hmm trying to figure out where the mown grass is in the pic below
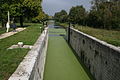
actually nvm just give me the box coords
[75,26,120,46]
[0,23,42,80]
[56,22,120,46]
[44,28,91,80]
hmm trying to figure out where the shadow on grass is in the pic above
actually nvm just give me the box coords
[17,25,30,27]
[0,27,14,35]
[63,36,95,80]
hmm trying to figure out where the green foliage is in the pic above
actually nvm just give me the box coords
[32,12,49,22]
[69,6,86,25]
[0,1,10,25]
[0,0,46,26]
[54,10,68,23]
[54,0,120,30]
[23,0,42,18]
[87,0,120,29]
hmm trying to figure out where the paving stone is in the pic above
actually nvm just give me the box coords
[8,45,33,49]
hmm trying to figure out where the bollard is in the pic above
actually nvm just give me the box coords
[18,42,24,48]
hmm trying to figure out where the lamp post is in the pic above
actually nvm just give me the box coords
[8,11,10,22]
[6,11,10,32]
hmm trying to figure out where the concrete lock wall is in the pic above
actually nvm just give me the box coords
[68,27,120,80]
[9,27,48,80]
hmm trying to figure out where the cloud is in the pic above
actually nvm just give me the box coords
[42,0,92,16]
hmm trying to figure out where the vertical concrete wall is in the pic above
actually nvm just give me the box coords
[9,27,48,80]
[68,28,120,80]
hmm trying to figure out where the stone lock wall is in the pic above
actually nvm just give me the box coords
[68,28,120,80]
[9,27,48,80]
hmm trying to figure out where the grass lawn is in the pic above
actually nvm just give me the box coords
[0,27,7,35]
[44,28,91,80]
[56,22,120,46]
[0,22,1,28]
[0,23,33,35]
[0,27,14,35]
[0,23,42,80]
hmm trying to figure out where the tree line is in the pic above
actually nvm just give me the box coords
[0,0,48,27]
[54,0,120,29]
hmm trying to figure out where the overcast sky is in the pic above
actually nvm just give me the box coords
[42,0,92,16]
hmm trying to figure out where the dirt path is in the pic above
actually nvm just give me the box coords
[0,28,26,39]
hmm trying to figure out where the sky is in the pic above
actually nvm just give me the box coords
[42,0,92,16]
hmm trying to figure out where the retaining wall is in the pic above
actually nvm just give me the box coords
[68,28,120,80]
[9,27,48,80]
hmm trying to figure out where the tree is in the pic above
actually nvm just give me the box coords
[54,10,68,23]
[69,6,86,25]
[32,11,48,22]
[0,0,10,27]
[87,10,102,28]
[87,0,120,29]
[0,0,44,27]
[11,0,43,26]
[110,1,120,29]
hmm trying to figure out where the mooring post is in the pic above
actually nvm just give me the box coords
[68,22,71,44]
[46,21,48,27]
[43,21,44,26]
